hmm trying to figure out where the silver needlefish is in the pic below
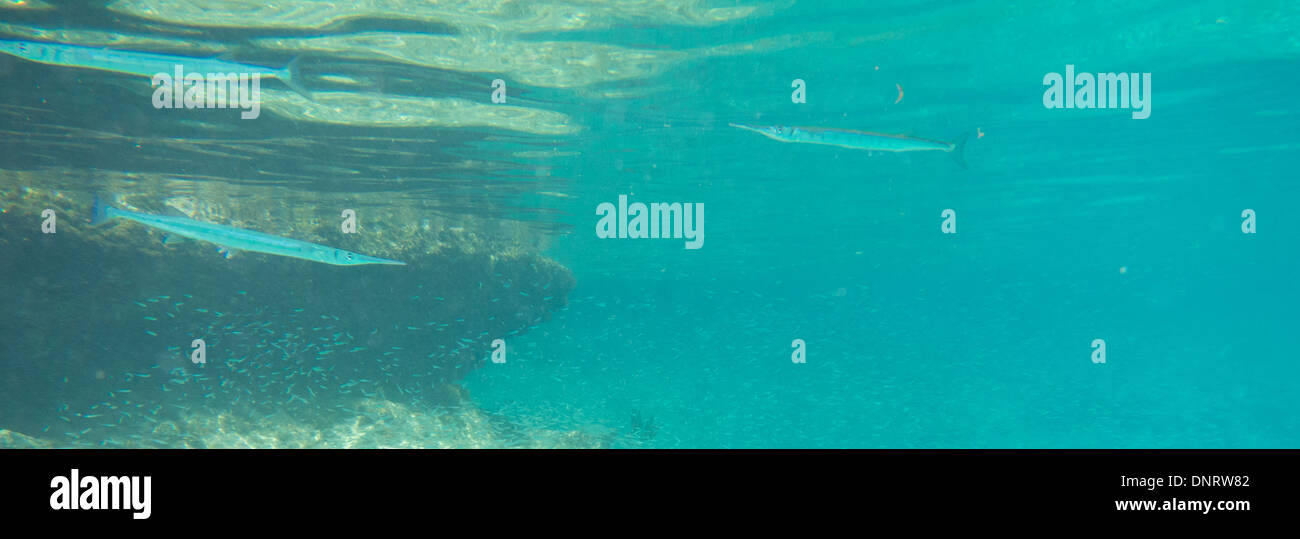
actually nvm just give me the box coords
[0,39,310,98]
[90,197,404,266]
[729,123,970,169]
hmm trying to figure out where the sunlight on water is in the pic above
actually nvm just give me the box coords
[0,0,1297,449]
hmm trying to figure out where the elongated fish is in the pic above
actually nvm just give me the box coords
[0,39,310,98]
[90,198,404,266]
[729,123,970,169]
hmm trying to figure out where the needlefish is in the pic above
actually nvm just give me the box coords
[0,39,310,98]
[729,123,970,169]
[90,197,405,266]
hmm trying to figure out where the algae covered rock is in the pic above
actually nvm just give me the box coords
[0,428,53,448]
[0,173,577,446]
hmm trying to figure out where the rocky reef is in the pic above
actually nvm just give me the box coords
[0,171,579,447]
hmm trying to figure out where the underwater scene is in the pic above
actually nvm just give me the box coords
[0,0,1296,449]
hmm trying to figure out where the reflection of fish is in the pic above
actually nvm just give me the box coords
[729,123,969,169]
[0,39,310,98]
[91,197,404,266]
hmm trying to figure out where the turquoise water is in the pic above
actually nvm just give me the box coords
[1,1,1297,448]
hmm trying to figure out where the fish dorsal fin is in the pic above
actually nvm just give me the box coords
[162,205,191,218]
[159,233,190,246]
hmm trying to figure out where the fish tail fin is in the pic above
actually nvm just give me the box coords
[280,57,313,101]
[90,196,114,225]
[949,131,970,170]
